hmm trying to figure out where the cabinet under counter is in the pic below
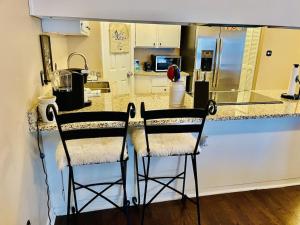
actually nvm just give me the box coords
[134,71,189,94]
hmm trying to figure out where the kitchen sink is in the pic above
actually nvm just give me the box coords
[85,81,111,93]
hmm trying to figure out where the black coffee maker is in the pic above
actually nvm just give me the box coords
[52,68,88,111]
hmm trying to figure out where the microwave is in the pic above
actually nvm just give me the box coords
[151,55,181,72]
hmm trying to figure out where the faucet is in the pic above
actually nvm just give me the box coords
[67,52,89,70]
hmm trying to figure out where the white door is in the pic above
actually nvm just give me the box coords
[157,25,181,48]
[100,22,134,96]
[135,23,157,47]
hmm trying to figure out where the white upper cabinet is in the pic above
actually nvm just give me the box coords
[41,18,90,36]
[157,25,181,48]
[135,24,157,47]
[135,24,181,48]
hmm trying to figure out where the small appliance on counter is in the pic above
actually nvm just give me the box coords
[194,80,209,109]
[193,50,212,108]
[281,64,300,100]
[144,62,152,71]
[151,55,181,72]
[52,69,89,111]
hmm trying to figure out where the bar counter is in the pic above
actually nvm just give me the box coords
[28,89,300,217]
[28,90,300,132]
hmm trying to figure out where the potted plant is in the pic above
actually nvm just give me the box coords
[167,65,185,108]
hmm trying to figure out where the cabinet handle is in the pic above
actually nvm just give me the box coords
[153,43,156,46]
[159,43,162,46]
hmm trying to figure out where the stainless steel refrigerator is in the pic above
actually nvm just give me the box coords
[180,25,247,92]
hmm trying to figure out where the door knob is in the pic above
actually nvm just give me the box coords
[127,71,133,77]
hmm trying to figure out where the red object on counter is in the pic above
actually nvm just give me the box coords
[167,65,180,82]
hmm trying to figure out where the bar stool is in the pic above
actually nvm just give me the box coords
[131,101,216,225]
[46,103,135,225]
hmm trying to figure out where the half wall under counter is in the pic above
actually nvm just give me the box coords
[27,90,300,218]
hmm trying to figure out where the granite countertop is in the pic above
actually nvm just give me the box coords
[27,90,300,132]
[134,70,189,77]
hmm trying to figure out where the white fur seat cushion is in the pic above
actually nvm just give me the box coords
[131,129,200,157]
[56,137,127,170]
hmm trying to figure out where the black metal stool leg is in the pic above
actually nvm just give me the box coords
[121,160,130,225]
[70,167,78,214]
[67,167,72,225]
[133,150,141,206]
[182,154,188,201]
[191,154,201,225]
[141,156,150,225]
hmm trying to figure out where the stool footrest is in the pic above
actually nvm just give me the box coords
[74,179,126,214]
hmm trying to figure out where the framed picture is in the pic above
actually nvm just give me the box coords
[40,35,53,85]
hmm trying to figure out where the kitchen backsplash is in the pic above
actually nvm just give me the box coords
[134,48,180,69]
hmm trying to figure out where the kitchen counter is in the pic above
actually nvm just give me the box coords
[27,90,300,132]
[33,90,300,216]
[134,70,189,76]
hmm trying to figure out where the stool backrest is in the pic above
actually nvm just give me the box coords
[46,103,136,166]
[140,100,216,155]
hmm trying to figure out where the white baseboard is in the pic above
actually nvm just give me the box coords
[51,177,300,223]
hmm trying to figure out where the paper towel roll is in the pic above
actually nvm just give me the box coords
[287,64,300,96]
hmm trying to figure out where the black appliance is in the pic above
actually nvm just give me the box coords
[53,68,88,111]
[144,62,152,71]
[151,55,181,72]
[194,81,209,109]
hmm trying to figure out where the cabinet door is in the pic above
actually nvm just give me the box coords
[135,76,152,94]
[151,86,169,93]
[152,77,169,86]
[135,24,157,47]
[157,25,181,48]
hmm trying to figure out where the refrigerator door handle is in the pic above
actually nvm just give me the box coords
[212,39,218,87]
[213,38,222,88]
[215,38,223,88]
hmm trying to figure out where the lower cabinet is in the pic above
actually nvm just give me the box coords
[134,76,152,94]
[151,86,169,93]
[135,75,186,94]
[135,76,170,94]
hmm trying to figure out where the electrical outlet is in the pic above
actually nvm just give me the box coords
[26,220,31,225]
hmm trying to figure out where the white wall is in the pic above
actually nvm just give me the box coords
[49,22,102,74]
[50,34,69,70]
[42,117,300,216]
[66,22,102,73]
[29,0,300,27]
[0,0,48,224]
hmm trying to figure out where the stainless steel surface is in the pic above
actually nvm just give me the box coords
[181,25,247,92]
[209,91,283,105]
[197,27,246,91]
[67,52,89,70]
[85,81,111,93]
[217,28,246,91]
